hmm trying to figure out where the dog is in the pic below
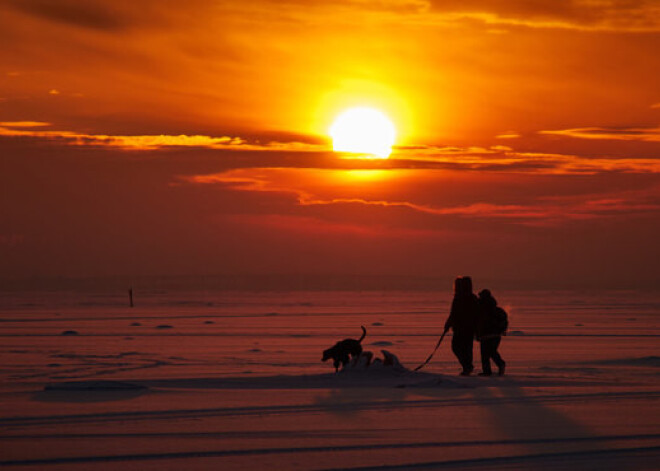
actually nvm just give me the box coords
[322,326,367,372]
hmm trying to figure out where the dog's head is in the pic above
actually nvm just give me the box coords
[322,347,334,362]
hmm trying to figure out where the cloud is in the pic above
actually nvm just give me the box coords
[0,121,51,127]
[0,125,242,150]
[2,0,657,152]
[495,131,520,139]
[0,123,324,151]
[424,0,660,32]
[2,121,659,174]
[294,189,660,226]
[540,126,660,143]
[242,1,660,32]
[4,0,130,31]
[253,0,660,32]
[393,145,660,174]
[184,168,660,226]
[5,0,658,38]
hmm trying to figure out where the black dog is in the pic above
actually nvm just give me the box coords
[322,326,367,372]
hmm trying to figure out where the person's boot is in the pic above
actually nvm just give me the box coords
[498,361,506,376]
[478,371,492,376]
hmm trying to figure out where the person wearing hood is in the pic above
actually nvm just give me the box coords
[444,277,479,376]
[476,289,508,376]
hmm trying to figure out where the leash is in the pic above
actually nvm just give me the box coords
[413,329,448,371]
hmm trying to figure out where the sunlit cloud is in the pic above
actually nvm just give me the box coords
[0,125,242,149]
[4,0,658,45]
[1,0,657,151]
[393,146,660,174]
[0,0,658,288]
[258,0,660,32]
[495,131,520,139]
[540,126,660,143]
[0,123,324,151]
[2,121,659,174]
[0,121,51,127]
[184,168,660,226]
[424,0,660,32]
[298,191,660,226]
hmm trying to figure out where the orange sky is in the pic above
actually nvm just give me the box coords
[1,1,659,289]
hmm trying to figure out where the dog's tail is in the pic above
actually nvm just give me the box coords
[358,325,367,343]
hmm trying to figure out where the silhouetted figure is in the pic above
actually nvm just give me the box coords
[477,289,508,376]
[444,277,479,375]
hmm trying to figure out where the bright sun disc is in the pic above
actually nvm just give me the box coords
[329,107,396,159]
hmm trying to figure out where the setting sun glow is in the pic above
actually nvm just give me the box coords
[329,107,396,159]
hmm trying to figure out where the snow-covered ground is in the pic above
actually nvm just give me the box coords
[1,290,658,469]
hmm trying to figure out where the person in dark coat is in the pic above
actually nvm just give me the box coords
[444,276,479,376]
[476,289,507,376]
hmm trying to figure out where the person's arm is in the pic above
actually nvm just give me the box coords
[444,299,457,331]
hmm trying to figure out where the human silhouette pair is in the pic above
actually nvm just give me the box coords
[444,277,507,376]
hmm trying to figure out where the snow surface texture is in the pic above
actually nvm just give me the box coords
[1,290,659,470]
[340,350,407,373]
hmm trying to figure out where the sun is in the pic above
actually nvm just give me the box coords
[329,107,396,159]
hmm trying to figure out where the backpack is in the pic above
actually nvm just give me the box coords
[494,307,508,334]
